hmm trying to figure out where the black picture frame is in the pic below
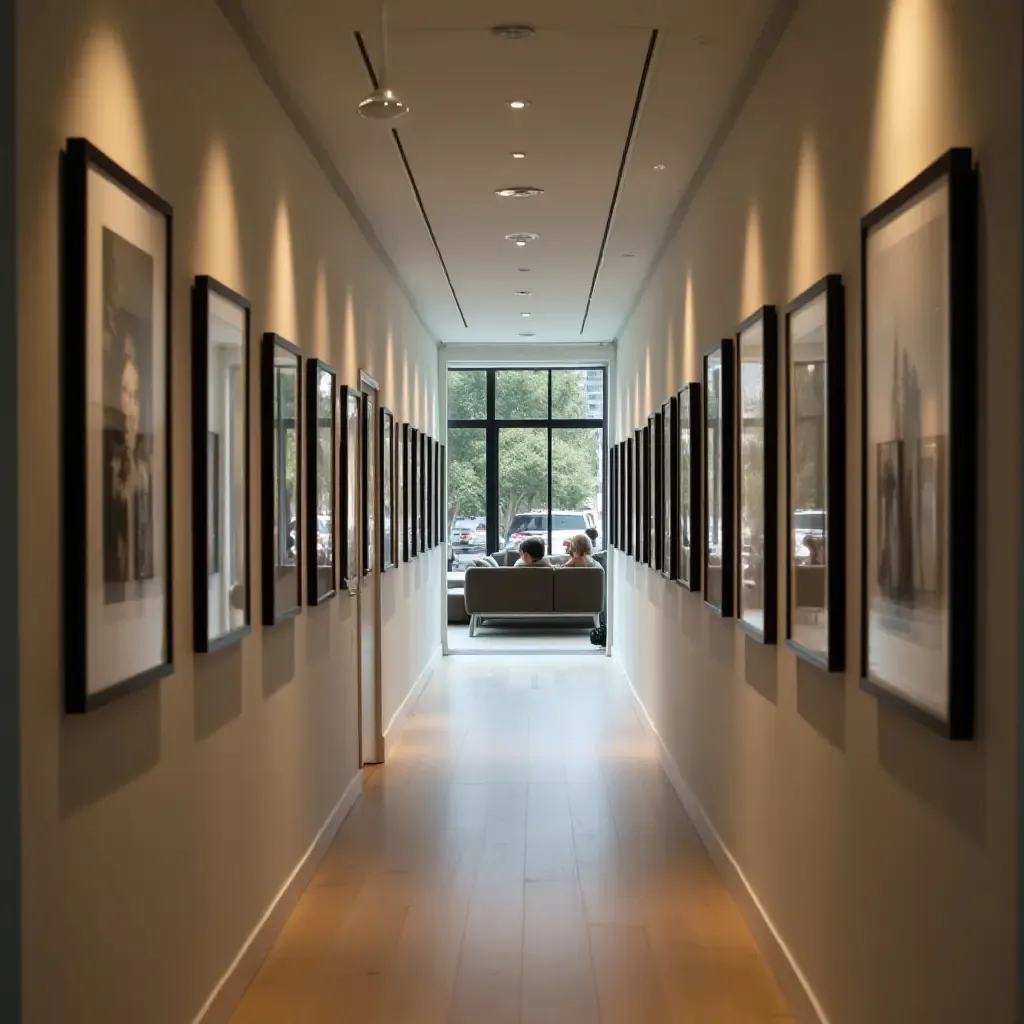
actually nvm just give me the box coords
[401,424,414,562]
[360,391,376,577]
[661,398,678,579]
[860,147,976,739]
[339,386,360,594]
[625,438,634,556]
[785,274,846,672]
[634,428,644,563]
[62,139,174,712]
[434,440,442,545]
[418,431,428,554]
[380,407,396,571]
[736,306,779,644]
[609,445,618,548]
[439,443,446,547]
[192,276,251,654]
[703,340,736,616]
[305,359,337,605]
[677,383,702,591]
[261,333,302,625]
[425,433,434,549]
[648,413,662,571]
[410,427,420,559]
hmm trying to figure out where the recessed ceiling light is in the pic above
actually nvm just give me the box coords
[508,100,530,110]
[654,164,666,171]
[514,290,531,296]
[518,332,536,338]
[516,241,527,246]
[506,232,538,246]
[511,151,527,159]
[518,267,530,272]
[491,25,535,40]
[521,312,531,317]
[622,252,635,258]
[496,186,545,199]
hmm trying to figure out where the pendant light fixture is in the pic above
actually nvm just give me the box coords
[358,3,408,120]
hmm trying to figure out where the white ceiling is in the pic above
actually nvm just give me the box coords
[236,0,776,344]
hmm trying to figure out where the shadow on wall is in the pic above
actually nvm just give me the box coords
[795,657,845,752]
[194,645,244,742]
[262,619,296,700]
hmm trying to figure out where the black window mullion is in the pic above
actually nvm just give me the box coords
[547,426,553,554]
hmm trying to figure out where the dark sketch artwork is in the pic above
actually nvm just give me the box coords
[102,228,155,605]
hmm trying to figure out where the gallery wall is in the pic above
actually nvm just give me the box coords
[17,0,442,1022]
[612,0,1020,1022]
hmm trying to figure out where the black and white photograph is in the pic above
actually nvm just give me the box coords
[402,424,415,562]
[861,147,976,738]
[261,334,302,625]
[340,386,361,594]
[306,359,337,604]
[785,275,845,671]
[677,383,701,592]
[661,399,677,580]
[425,433,434,549]
[63,139,172,711]
[635,427,645,564]
[625,438,634,557]
[703,341,735,615]
[362,391,377,577]
[380,407,396,570]
[192,276,250,654]
[418,431,427,554]
[648,413,661,571]
[737,307,778,643]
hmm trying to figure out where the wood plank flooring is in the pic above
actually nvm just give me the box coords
[230,655,793,1024]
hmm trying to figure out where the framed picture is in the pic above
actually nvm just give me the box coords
[340,386,360,594]
[677,383,702,591]
[402,424,414,561]
[609,446,618,549]
[703,340,735,615]
[737,306,779,643]
[439,443,446,548]
[620,443,628,554]
[409,427,420,559]
[625,438,634,556]
[306,359,337,604]
[661,399,677,579]
[62,139,173,712]
[380,407,396,570]
[860,147,976,738]
[261,334,302,625]
[634,428,644,563]
[785,274,846,671]
[648,413,662,571]
[418,431,428,554]
[191,276,250,654]
[425,433,434,549]
[361,391,376,577]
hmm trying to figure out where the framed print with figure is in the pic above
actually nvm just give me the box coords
[340,386,360,594]
[785,274,846,671]
[380,408,396,570]
[661,399,677,580]
[191,276,250,654]
[736,306,779,644]
[860,147,976,738]
[306,359,337,604]
[677,383,701,592]
[703,340,735,616]
[63,138,173,712]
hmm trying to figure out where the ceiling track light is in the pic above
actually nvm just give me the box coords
[358,4,409,121]
[496,186,544,198]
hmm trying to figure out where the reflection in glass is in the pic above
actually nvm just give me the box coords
[342,389,360,590]
[634,428,644,563]
[269,339,300,621]
[648,416,659,568]
[362,392,376,575]
[207,293,247,641]
[739,320,766,632]
[381,409,394,569]
[789,293,829,655]
[662,403,673,578]
[419,432,428,553]
[679,388,693,586]
[308,362,336,602]
[704,352,723,607]
[495,370,548,419]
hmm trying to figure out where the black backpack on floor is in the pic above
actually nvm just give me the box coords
[590,624,606,647]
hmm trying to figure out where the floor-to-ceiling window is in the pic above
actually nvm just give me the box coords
[446,367,606,568]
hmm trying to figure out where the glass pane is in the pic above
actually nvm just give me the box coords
[381,412,394,569]
[648,416,659,568]
[344,391,359,590]
[447,427,487,569]
[679,389,693,585]
[315,365,334,597]
[207,291,246,640]
[495,370,548,419]
[362,393,375,575]
[789,293,829,655]
[705,352,723,607]
[634,428,645,563]
[448,369,486,420]
[552,369,603,419]
[662,405,673,575]
[739,320,766,631]
[552,427,602,555]
[499,427,549,558]
[272,346,299,618]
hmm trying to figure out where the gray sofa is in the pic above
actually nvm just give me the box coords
[462,562,604,637]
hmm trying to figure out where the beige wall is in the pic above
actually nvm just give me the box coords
[17,0,442,1021]
[613,0,1020,1022]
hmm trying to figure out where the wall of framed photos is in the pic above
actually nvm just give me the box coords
[15,1,443,1022]
[610,1,1020,1022]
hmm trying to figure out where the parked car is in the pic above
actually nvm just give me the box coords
[792,509,826,565]
[504,510,601,556]
[449,516,487,569]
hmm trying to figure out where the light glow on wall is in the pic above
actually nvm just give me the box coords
[313,260,330,359]
[789,129,828,298]
[683,270,696,382]
[268,197,297,339]
[194,139,242,291]
[740,200,766,318]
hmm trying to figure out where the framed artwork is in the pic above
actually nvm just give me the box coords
[661,398,677,579]
[340,386,360,594]
[425,433,434,549]
[361,391,376,576]
[380,407,396,570]
[62,139,173,712]
[677,383,702,591]
[261,334,302,625]
[306,359,337,604]
[634,428,644,563]
[860,147,976,738]
[191,276,250,654]
[434,440,442,544]
[410,427,420,559]
[625,438,634,556]
[648,413,662,571]
[418,431,427,553]
[609,446,618,548]
[737,306,779,643]
[703,340,735,615]
[785,274,846,671]
[402,424,415,561]
[439,443,446,547]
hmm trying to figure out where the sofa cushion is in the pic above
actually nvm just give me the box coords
[552,566,605,614]
[471,554,499,568]
[464,566,554,614]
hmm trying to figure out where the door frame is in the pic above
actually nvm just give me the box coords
[357,369,384,765]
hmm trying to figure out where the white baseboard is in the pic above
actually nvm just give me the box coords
[384,644,441,755]
[191,770,364,1024]
[613,652,830,1024]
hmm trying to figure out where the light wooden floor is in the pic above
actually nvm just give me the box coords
[231,655,793,1024]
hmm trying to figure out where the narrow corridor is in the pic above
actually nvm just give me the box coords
[231,656,792,1024]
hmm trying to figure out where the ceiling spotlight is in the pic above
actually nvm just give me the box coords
[507,100,530,110]
[518,267,530,272]
[511,152,527,159]
[514,290,532,296]
[516,241,526,247]
[653,164,666,171]
[521,312,531,317]
[358,5,409,121]
[518,332,536,338]
[496,186,544,198]
[622,252,635,258]
[491,25,535,40]
[505,232,538,246]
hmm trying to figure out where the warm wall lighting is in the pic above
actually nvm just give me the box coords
[507,100,530,110]
[653,164,666,171]
[511,151,527,159]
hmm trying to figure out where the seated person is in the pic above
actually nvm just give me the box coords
[562,533,599,568]
[585,526,601,552]
[514,537,552,567]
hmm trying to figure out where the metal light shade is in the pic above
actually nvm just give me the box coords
[358,85,409,120]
